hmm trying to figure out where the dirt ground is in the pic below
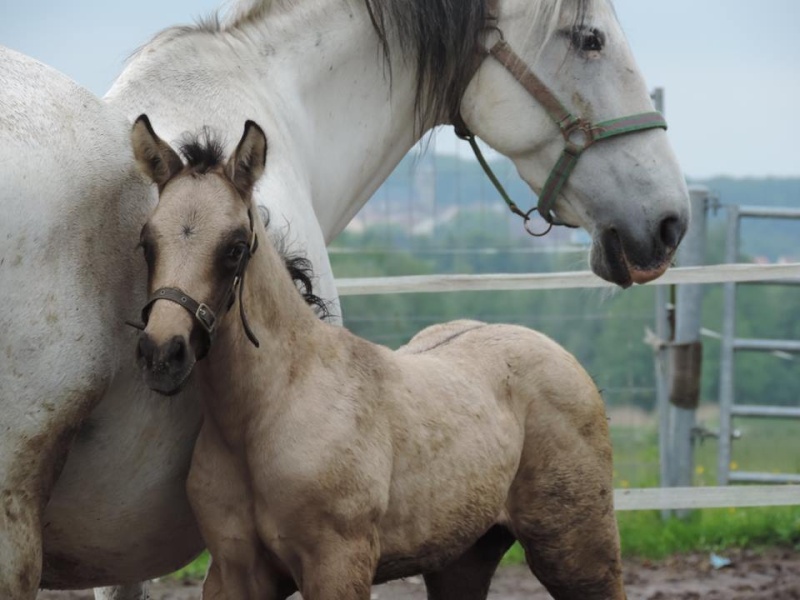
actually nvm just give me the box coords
[38,548,800,599]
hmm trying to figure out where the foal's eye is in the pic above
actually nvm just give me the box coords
[569,27,605,53]
[226,243,246,263]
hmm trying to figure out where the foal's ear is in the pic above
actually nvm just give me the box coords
[226,120,267,199]
[131,114,184,188]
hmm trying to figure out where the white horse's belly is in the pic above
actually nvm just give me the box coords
[41,369,205,587]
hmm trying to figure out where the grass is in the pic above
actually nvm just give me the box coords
[171,415,800,577]
[608,416,800,560]
[617,505,800,559]
[172,552,210,580]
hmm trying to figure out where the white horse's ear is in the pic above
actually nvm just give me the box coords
[226,120,267,199]
[131,114,183,188]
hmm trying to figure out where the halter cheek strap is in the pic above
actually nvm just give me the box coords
[489,40,667,226]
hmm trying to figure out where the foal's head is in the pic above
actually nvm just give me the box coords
[131,115,267,395]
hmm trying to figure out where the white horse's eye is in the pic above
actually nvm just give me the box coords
[568,27,606,53]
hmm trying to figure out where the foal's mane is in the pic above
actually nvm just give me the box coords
[178,128,227,175]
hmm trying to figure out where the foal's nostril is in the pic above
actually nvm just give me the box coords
[137,334,156,367]
[166,336,188,366]
[659,215,685,251]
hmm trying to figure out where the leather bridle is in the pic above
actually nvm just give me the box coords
[128,210,261,354]
[454,0,668,236]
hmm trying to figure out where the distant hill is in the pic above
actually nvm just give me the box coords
[691,177,800,261]
[359,152,800,262]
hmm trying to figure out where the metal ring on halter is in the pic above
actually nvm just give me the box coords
[523,208,554,237]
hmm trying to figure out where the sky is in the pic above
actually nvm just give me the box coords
[1,0,798,179]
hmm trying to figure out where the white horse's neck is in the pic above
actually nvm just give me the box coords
[106,0,422,242]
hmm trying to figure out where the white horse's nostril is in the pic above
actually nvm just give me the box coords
[659,215,686,251]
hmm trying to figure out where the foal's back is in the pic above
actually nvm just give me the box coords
[398,319,603,416]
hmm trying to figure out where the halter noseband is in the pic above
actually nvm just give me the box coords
[128,211,261,354]
[454,2,667,236]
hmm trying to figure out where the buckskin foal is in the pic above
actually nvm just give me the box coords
[131,116,626,600]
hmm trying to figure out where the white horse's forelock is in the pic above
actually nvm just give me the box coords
[523,0,618,59]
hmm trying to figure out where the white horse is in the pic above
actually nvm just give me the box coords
[0,0,688,597]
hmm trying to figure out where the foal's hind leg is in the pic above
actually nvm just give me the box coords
[423,525,516,600]
[509,426,625,598]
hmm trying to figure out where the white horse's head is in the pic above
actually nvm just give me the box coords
[456,0,689,287]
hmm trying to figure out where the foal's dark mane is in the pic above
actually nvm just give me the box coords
[259,206,333,321]
[178,128,227,175]
[175,130,332,321]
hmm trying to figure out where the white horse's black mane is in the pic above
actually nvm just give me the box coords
[364,0,488,127]
[365,0,592,127]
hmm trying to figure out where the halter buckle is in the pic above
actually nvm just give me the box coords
[195,303,216,334]
[562,119,597,152]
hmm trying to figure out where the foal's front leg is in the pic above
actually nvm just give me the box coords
[188,422,289,600]
[296,526,379,600]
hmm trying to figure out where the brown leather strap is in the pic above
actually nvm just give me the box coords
[142,288,217,334]
[489,40,578,135]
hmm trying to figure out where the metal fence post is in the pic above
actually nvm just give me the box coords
[666,187,708,513]
[718,207,740,485]
[655,283,673,519]
[651,86,675,518]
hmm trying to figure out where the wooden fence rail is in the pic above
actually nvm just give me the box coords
[615,485,800,511]
[337,263,800,296]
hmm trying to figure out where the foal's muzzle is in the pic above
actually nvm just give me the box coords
[136,331,196,396]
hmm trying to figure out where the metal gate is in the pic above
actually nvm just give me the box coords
[717,205,800,484]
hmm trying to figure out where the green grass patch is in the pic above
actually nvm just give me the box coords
[618,505,800,559]
[500,506,800,565]
[171,551,210,580]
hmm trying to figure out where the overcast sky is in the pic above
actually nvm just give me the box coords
[1,0,797,179]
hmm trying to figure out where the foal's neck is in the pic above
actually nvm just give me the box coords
[199,228,323,432]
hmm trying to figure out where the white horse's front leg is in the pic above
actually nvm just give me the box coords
[0,488,42,599]
[93,582,148,600]
[0,401,92,598]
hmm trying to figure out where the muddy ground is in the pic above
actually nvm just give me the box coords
[39,548,800,599]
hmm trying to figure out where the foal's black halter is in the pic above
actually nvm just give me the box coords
[128,211,261,352]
